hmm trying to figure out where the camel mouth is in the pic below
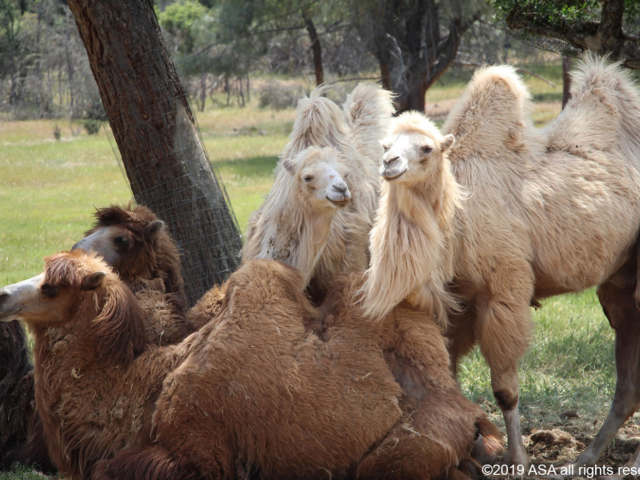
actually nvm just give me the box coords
[327,197,350,208]
[0,307,21,322]
[382,169,406,181]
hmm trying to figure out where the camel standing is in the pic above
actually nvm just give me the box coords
[362,56,640,466]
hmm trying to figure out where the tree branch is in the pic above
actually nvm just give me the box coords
[505,0,640,68]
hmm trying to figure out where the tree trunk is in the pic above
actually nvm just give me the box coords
[67,0,243,306]
[199,73,206,112]
[64,10,75,110]
[302,11,324,86]
[562,56,572,109]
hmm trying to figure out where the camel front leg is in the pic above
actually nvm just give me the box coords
[571,280,640,468]
[477,298,532,467]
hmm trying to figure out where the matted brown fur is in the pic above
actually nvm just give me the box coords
[320,274,502,479]
[87,204,184,299]
[10,252,458,479]
[0,321,35,462]
[85,204,194,346]
[4,206,194,475]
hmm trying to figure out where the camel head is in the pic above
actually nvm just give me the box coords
[0,250,146,363]
[71,205,165,275]
[0,251,107,326]
[282,146,351,209]
[380,111,454,185]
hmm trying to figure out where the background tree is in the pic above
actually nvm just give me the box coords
[492,0,640,68]
[350,0,487,112]
[67,0,243,306]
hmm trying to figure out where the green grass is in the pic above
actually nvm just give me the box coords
[1,62,636,477]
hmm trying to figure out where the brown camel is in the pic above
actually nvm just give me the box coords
[0,251,499,479]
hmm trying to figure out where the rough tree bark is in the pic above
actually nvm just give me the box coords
[507,0,640,69]
[562,56,571,109]
[67,0,243,306]
[302,10,324,86]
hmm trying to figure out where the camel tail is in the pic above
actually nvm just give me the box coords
[342,84,395,163]
[280,85,351,160]
[443,65,535,157]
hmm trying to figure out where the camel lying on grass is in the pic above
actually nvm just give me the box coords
[72,204,196,343]
[244,84,393,299]
[362,55,640,467]
[0,251,500,479]
[2,204,195,474]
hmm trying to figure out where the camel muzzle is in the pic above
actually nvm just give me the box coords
[0,291,20,321]
[381,157,407,180]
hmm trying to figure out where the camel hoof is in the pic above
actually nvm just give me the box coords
[503,450,530,469]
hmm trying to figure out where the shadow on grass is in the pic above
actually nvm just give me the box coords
[213,155,278,178]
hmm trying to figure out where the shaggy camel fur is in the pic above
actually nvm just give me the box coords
[320,274,502,479]
[2,205,193,475]
[243,84,393,298]
[0,321,35,462]
[362,56,640,466]
[0,251,499,479]
[72,204,194,345]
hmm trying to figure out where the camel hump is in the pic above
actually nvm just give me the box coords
[546,54,630,152]
[280,85,351,160]
[443,65,534,157]
[343,84,395,160]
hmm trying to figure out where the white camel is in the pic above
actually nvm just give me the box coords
[362,56,640,468]
[243,84,394,297]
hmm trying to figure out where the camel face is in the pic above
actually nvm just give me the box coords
[380,131,454,185]
[0,253,106,326]
[71,220,164,270]
[283,146,351,209]
[0,274,78,325]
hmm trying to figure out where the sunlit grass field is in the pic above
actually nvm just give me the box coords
[0,63,637,478]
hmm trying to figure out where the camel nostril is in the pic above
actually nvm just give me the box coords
[384,156,399,166]
[333,184,347,194]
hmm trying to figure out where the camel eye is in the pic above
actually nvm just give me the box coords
[382,145,389,152]
[421,145,433,154]
[41,283,58,298]
[114,236,129,248]
[303,175,314,183]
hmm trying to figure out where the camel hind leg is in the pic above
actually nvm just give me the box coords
[571,260,640,468]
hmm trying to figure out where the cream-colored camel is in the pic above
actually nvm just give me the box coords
[362,56,640,467]
[243,84,393,297]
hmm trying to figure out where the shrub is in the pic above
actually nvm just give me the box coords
[83,119,102,135]
[259,83,304,110]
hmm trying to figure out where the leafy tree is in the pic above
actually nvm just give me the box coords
[492,0,640,68]
[351,0,487,113]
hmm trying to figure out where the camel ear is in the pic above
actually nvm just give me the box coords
[82,271,106,290]
[440,134,455,152]
[282,158,296,175]
[145,220,164,238]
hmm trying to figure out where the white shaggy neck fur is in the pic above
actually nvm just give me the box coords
[243,84,394,294]
[362,112,462,323]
